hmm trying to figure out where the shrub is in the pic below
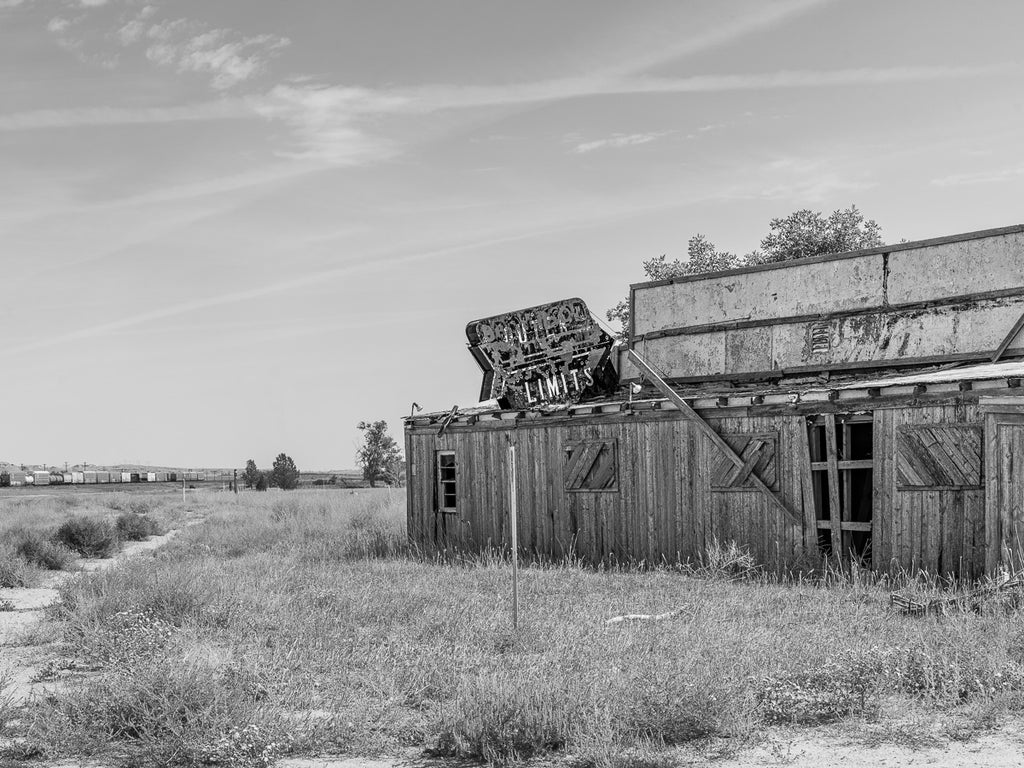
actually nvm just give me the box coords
[13,530,75,570]
[27,656,290,766]
[54,517,120,559]
[115,513,162,542]
[757,649,887,724]
[127,498,152,516]
[0,554,34,588]
[435,671,577,762]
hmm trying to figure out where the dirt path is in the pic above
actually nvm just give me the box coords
[0,528,182,706]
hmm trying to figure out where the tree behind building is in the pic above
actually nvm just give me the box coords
[607,205,885,336]
[357,420,402,487]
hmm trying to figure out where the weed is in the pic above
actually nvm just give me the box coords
[700,538,760,580]
[26,656,290,766]
[12,529,75,570]
[758,648,887,724]
[115,512,163,541]
[200,723,291,768]
[0,552,37,588]
[53,516,120,559]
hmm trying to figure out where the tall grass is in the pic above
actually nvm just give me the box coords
[6,489,1024,766]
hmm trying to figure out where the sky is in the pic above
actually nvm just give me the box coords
[2,0,1024,470]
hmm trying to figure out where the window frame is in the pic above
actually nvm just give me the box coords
[435,450,458,512]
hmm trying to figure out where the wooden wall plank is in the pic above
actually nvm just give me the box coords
[824,414,843,556]
[872,409,890,570]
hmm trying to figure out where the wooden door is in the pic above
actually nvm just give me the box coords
[986,412,1024,571]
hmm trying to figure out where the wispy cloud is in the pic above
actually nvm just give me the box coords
[596,0,834,79]
[244,64,1007,165]
[0,191,712,356]
[391,64,1011,111]
[932,164,1024,187]
[144,21,290,90]
[246,84,402,164]
[42,4,289,90]
[717,156,877,203]
[573,131,670,154]
[0,100,251,130]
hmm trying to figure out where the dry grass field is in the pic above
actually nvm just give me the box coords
[3,489,1024,767]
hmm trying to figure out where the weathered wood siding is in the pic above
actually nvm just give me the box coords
[408,400,1005,576]
[407,411,804,567]
[873,403,986,577]
[698,414,805,569]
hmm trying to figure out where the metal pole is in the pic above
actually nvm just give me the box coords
[508,441,519,630]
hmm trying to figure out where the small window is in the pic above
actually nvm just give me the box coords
[436,451,457,511]
[564,439,618,492]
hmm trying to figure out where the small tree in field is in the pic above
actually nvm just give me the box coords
[0,472,9,488]
[271,453,300,490]
[357,420,402,487]
[243,459,260,489]
[255,472,268,491]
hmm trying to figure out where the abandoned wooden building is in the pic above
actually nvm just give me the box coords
[404,224,1024,577]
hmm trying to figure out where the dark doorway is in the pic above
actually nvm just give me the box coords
[807,414,874,562]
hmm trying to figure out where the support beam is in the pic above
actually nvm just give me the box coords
[992,309,1024,363]
[626,349,801,525]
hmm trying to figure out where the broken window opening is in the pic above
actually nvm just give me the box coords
[808,414,874,563]
[436,451,457,511]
